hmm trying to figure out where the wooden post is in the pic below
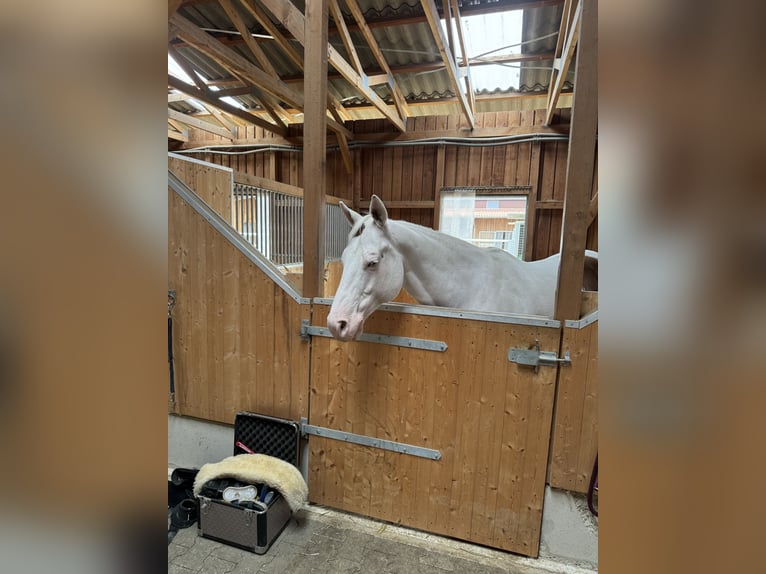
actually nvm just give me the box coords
[303,0,329,298]
[554,0,596,321]
[433,144,446,229]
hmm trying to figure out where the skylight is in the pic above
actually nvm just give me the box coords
[441,10,524,91]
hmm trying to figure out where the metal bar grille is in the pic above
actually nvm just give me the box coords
[233,184,348,265]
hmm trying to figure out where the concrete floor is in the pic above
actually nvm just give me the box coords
[168,503,595,574]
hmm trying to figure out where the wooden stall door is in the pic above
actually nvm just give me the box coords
[548,319,598,492]
[308,304,560,557]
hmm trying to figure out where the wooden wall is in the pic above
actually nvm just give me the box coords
[308,303,561,557]
[179,110,598,261]
[549,318,599,493]
[169,155,232,222]
[168,181,310,424]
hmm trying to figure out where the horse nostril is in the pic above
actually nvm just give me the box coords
[337,320,347,334]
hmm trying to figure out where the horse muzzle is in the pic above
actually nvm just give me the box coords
[327,311,365,341]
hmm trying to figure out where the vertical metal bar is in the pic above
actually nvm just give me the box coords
[250,186,255,247]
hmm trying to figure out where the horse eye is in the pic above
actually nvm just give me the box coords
[366,261,377,269]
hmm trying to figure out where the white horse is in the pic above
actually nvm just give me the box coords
[327,195,597,341]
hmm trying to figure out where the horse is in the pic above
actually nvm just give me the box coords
[327,195,598,341]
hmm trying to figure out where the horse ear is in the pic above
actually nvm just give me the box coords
[369,195,388,227]
[339,201,361,226]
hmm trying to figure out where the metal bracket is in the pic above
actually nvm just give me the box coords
[508,340,571,372]
[300,320,447,352]
[300,418,441,461]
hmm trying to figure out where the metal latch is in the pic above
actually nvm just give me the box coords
[508,341,571,372]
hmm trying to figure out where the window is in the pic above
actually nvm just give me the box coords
[438,188,529,259]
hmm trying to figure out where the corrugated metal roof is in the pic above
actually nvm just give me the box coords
[169,0,570,123]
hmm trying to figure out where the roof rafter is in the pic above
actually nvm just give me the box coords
[329,0,364,76]
[169,107,234,139]
[258,0,406,132]
[450,0,476,115]
[170,12,304,110]
[217,0,294,126]
[172,38,288,130]
[342,0,411,119]
[168,74,288,136]
[545,0,581,125]
[419,0,475,128]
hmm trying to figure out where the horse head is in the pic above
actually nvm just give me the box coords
[327,195,404,341]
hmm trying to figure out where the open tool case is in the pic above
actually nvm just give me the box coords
[197,413,301,554]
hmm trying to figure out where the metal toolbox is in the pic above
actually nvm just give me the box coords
[197,413,301,554]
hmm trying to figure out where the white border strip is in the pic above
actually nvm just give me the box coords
[169,170,310,305]
[564,310,599,329]
[168,151,234,172]
[313,298,561,328]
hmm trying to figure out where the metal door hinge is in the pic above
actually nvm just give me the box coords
[508,340,571,372]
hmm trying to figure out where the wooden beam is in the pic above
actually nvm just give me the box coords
[303,0,329,298]
[524,142,543,261]
[168,92,189,103]
[343,0,411,119]
[279,51,557,85]
[336,129,353,174]
[168,107,234,139]
[201,102,239,131]
[545,0,581,125]
[168,75,288,136]
[168,128,188,142]
[450,0,476,114]
[169,46,207,91]
[167,118,187,133]
[433,144,446,229]
[420,0,475,128]
[359,200,435,209]
[442,0,455,54]
[258,0,406,132]
[238,0,304,70]
[222,0,348,126]
[170,13,304,110]
[587,191,598,225]
[329,0,364,76]
[555,0,596,321]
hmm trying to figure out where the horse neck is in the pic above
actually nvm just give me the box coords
[387,220,505,306]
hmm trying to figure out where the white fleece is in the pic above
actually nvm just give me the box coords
[193,454,308,513]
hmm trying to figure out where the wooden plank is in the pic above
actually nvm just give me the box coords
[168,128,188,142]
[549,321,598,492]
[302,0,328,298]
[555,0,597,320]
[169,156,232,222]
[468,321,505,542]
[524,142,542,260]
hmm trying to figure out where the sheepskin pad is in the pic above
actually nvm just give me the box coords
[193,454,308,513]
